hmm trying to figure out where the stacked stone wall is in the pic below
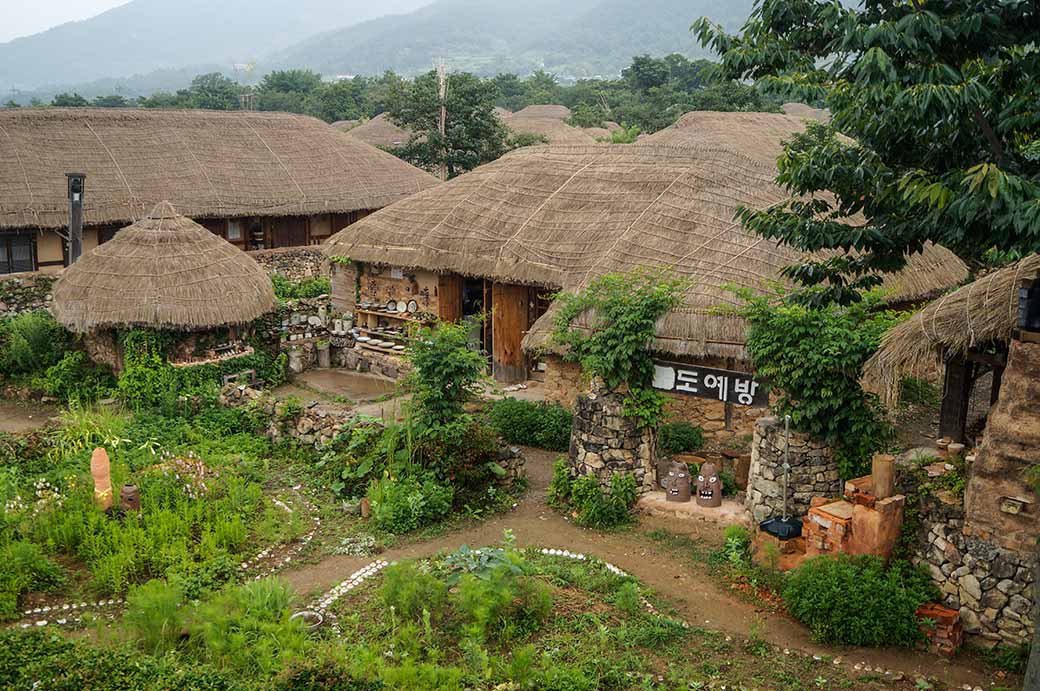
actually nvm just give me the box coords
[248,247,327,281]
[569,385,655,494]
[745,417,841,523]
[0,273,57,316]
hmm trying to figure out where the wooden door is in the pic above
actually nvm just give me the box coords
[492,282,529,383]
[437,274,464,322]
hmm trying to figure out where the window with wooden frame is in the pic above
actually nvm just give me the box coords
[1,232,36,275]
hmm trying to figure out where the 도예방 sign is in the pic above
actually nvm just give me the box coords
[652,361,768,408]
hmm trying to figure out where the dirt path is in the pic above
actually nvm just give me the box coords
[0,399,57,433]
[282,447,993,689]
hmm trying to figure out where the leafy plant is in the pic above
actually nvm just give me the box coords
[34,351,116,403]
[551,271,686,429]
[381,562,449,621]
[658,421,705,455]
[271,274,330,301]
[124,579,186,656]
[406,320,486,432]
[0,541,66,621]
[488,398,572,452]
[735,288,899,478]
[609,123,641,144]
[0,311,68,377]
[783,555,938,647]
[367,474,454,534]
[568,473,639,530]
[546,457,572,510]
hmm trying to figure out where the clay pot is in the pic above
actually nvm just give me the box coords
[121,485,141,512]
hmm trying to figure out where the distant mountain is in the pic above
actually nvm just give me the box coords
[0,0,432,91]
[272,0,757,78]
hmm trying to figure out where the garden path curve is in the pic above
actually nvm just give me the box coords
[282,448,992,689]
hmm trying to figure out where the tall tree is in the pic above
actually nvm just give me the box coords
[51,92,89,107]
[186,73,243,111]
[386,71,508,179]
[696,1,1040,305]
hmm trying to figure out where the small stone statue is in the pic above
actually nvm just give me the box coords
[664,461,691,503]
[696,462,723,508]
[90,448,113,511]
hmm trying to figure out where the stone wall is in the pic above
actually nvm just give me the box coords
[0,273,57,317]
[542,355,767,448]
[745,417,842,523]
[220,383,525,485]
[569,383,656,494]
[338,345,410,380]
[905,337,1040,648]
[249,247,328,281]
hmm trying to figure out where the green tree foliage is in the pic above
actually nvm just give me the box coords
[50,92,89,107]
[488,399,573,452]
[552,271,686,428]
[386,70,509,179]
[736,288,901,478]
[0,311,68,377]
[406,320,486,430]
[696,1,1040,303]
[91,94,131,108]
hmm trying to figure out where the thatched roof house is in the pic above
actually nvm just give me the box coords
[0,108,438,274]
[52,201,278,333]
[325,120,968,374]
[345,113,414,149]
[866,254,1040,409]
[512,105,572,120]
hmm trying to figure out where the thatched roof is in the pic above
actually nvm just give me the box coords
[782,102,831,123]
[865,254,1040,405]
[0,108,437,230]
[345,113,414,149]
[52,201,278,332]
[500,113,599,146]
[641,111,816,167]
[325,126,969,362]
[513,105,571,120]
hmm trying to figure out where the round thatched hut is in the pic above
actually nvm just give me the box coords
[52,201,278,370]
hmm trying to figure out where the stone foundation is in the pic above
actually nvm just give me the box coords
[338,346,410,380]
[568,385,655,494]
[248,247,328,282]
[745,417,841,523]
[0,273,56,316]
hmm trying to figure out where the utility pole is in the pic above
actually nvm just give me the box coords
[65,173,85,265]
[438,62,448,181]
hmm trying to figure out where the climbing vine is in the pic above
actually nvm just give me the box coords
[551,271,686,429]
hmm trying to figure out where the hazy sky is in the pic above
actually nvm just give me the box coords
[0,0,130,43]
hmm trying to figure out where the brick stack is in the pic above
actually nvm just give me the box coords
[916,603,964,657]
[803,499,854,556]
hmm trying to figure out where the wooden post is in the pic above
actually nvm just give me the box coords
[492,282,529,383]
[938,355,974,443]
[871,454,896,500]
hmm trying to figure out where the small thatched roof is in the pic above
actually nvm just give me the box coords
[782,102,832,123]
[865,254,1040,406]
[0,108,437,230]
[512,105,571,120]
[325,125,969,362]
[501,113,598,146]
[345,113,414,149]
[641,111,817,167]
[52,201,278,332]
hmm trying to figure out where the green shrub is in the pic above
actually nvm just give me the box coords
[274,660,385,691]
[568,472,639,530]
[406,320,486,430]
[610,581,643,616]
[658,421,704,455]
[546,457,572,510]
[381,562,449,621]
[124,579,186,656]
[453,565,552,642]
[782,555,939,647]
[191,579,308,678]
[0,541,66,621]
[488,398,572,452]
[271,274,331,301]
[35,351,116,403]
[0,311,68,376]
[367,474,454,534]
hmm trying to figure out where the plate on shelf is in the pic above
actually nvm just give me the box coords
[386,300,397,311]
[356,336,371,343]
[407,300,418,313]
[393,345,406,352]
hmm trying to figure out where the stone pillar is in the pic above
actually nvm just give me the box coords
[745,416,841,524]
[569,386,655,494]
